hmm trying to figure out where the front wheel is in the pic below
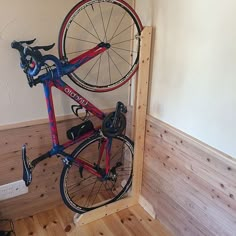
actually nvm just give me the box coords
[60,134,134,214]
[58,0,143,92]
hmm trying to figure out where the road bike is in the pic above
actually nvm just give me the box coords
[12,0,143,214]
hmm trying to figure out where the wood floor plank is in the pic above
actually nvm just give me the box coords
[14,218,29,236]
[36,209,66,236]
[101,212,133,236]
[53,204,74,231]
[14,204,171,236]
[129,205,171,236]
[116,207,156,236]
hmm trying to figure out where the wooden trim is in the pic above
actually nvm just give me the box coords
[0,108,114,132]
[146,114,236,163]
[139,195,156,219]
[0,114,75,131]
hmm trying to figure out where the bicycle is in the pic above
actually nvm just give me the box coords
[11,0,143,214]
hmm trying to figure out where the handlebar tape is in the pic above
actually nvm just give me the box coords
[11,41,25,57]
[11,40,60,78]
[11,41,43,76]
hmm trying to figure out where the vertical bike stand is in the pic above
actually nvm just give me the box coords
[74,26,153,226]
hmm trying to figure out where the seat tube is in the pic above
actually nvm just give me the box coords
[105,138,112,174]
[43,81,59,147]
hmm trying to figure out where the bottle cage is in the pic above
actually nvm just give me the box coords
[71,105,90,121]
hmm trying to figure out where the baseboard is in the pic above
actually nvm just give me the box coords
[139,195,156,219]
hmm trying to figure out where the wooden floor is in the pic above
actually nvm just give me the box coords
[14,204,171,236]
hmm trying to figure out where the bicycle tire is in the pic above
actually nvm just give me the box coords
[60,134,134,213]
[58,0,143,92]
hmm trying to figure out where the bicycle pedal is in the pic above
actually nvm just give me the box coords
[22,145,32,187]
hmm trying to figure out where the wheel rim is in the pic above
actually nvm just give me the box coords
[62,136,133,211]
[59,0,142,92]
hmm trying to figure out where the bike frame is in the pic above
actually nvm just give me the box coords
[29,44,112,177]
[43,78,105,149]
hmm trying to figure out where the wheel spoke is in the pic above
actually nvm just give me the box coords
[77,184,103,196]
[111,46,137,54]
[110,48,132,66]
[99,3,107,42]
[103,5,114,42]
[110,146,126,161]
[109,23,134,42]
[91,182,104,205]
[96,54,102,86]
[73,20,100,42]
[84,54,102,81]
[108,11,126,43]
[111,38,135,46]
[67,36,98,45]
[106,182,116,198]
[84,178,98,207]
[67,174,96,189]
[107,51,123,77]
[68,178,97,196]
[85,8,102,42]
[107,51,112,84]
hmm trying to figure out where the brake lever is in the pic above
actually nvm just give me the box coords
[19,38,36,45]
[26,74,34,88]
[31,43,55,51]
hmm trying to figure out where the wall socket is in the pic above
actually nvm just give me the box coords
[0,180,28,201]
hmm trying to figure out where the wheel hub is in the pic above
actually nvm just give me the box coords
[98,42,111,49]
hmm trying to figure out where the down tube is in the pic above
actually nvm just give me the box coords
[54,79,106,120]
[43,81,59,147]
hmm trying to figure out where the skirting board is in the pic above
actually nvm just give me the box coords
[0,108,114,132]
[139,195,156,219]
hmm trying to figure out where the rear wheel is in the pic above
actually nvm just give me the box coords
[58,0,143,92]
[60,134,134,213]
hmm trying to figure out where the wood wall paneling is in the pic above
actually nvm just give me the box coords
[0,116,102,220]
[141,115,236,236]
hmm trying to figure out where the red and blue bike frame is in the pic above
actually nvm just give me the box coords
[30,42,112,178]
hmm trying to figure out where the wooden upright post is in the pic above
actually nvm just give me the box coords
[74,27,153,225]
[132,26,152,199]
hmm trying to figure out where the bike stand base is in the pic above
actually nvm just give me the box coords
[73,196,137,226]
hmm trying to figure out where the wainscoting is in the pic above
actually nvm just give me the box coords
[1,111,236,235]
[141,115,236,236]
[0,115,101,220]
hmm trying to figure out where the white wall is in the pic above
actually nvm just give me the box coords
[0,0,129,126]
[136,0,236,158]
